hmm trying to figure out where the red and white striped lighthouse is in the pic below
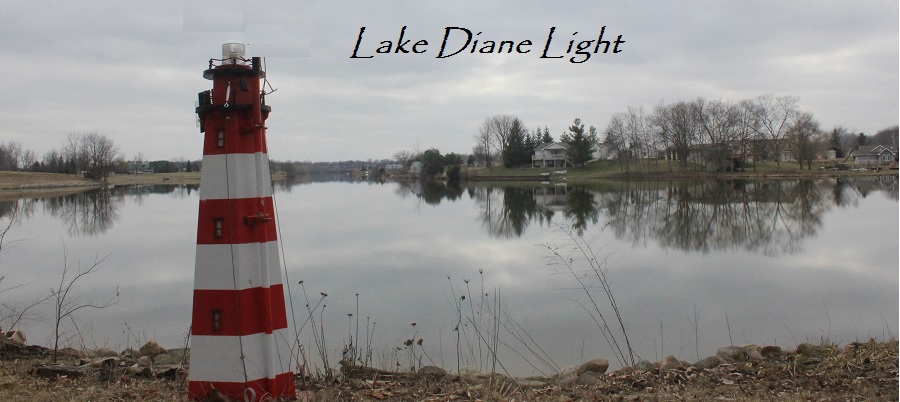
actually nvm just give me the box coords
[190,43,295,401]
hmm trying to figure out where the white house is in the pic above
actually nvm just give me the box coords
[409,161,423,174]
[532,143,571,168]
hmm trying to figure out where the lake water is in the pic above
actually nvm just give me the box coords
[1,176,897,376]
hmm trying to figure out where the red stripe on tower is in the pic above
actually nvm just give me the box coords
[190,42,295,401]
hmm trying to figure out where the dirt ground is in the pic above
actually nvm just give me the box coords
[0,339,895,401]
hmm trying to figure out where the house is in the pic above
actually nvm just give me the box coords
[532,142,614,168]
[591,144,616,160]
[687,143,748,171]
[532,142,571,168]
[128,161,152,174]
[409,161,423,174]
[533,184,568,212]
[851,145,898,165]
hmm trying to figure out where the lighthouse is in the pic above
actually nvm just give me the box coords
[190,43,295,401]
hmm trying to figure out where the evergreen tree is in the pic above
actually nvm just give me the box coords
[541,126,554,143]
[446,165,461,183]
[563,118,594,166]
[829,126,847,158]
[525,128,539,157]
[502,118,530,168]
[421,148,445,178]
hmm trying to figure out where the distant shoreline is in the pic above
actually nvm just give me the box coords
[0,171,202,200]
[0,169,896,200]
[469,170,898,182]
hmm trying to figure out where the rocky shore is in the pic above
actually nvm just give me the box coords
[1,334,896,401]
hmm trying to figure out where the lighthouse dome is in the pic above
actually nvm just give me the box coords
[222,41,246,64]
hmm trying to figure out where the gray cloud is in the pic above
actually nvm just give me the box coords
[0,0,896,161]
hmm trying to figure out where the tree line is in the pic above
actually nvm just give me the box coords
[469,95,898,172]
[1,133,202,181]
[2,133,122,181]
[603,95,898,172]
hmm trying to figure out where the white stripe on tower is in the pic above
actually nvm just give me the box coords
[194,242,283,290]
[190,329,294,383]
[190,47,294,401]
[199,153,273,200]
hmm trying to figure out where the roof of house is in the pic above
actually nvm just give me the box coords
[535,142,569,151]
[854,145,897,157]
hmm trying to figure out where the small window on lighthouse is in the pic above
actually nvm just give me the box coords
[213,218,224,239]
[211,310,222,331]
[217,130,225,148]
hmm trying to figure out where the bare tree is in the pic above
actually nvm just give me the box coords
[64,133,86,173]
[649,103,675,171]
[0,202,17,257]
[734,99,758,171]
[53,247,117,362]
[650,101,699,171]
[603,112,629,172]
[42,149,65,173]
[19,149,36,171]
[486,115,517,157]
[393,150,415,168]
[623,107,654,169]
[82,133,120,182]
[0,141,22,171]
[0,205,57,339]
[748,94,800,169]
[693,98,741,171]
[473,119,495,167]
[872,125,899,147]
[788,112,822,170]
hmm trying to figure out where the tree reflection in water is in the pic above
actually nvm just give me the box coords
[1,177,895,249]
[458,177,895,255]
[0,185,198,237]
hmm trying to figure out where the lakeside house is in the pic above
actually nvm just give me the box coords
[533,184,569,212]
[684,139,805,171]
[532,142,571,168]
[409,161,423,174]
[849,145,898,165]
[127,161,153,174]
[531,142,616,168]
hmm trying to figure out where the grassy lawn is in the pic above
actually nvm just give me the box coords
[106,171,201,185]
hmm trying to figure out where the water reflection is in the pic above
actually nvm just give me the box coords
[0,176,895,375]
[408,176,898,255]
[1,185,199,236]
[4,176,896,249]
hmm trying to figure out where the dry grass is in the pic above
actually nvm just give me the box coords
[307,340,898,401]
[0,358,183,401]
[0,340,894,401]
[106,172,201,186]
[0,172,202,200]
[0,171,97,188]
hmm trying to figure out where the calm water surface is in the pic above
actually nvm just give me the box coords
[2,177,897,375]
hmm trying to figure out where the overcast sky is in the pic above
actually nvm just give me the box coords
[0,1,897,162]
